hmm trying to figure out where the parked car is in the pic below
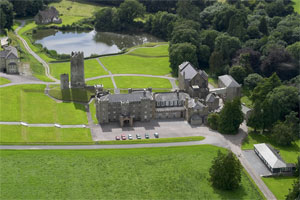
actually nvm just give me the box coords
[115,136,120,140]
[121,134,126,140]
[154,132,159,138]
[128,134,133,140]
[136,134,141,139]
[145,133,150,139]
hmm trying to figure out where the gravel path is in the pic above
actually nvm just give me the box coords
[0,121,86,128]
[15,20,58,82]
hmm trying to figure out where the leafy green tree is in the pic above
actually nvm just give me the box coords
[199,29,221,52]
[118,0,145,26]
[218,98,244,134]
[286,41,300,62]
[247,25,261,39]
[244,73,263,90]
[229,65,247,84]
[0,0,13,31]
[258,17,269,36]
[197,44,210,68]
[209,151,242,190]
[285,179,300,200]
[212,3,237,31]
[209,51,224,76]
[95,7,116,31]
[233,48,261,74]
[169,43,198,76]
[171,28,199,47]
[207,113,219,130]
[214,34,241,64]
[271,121,295,146]
[176,0,200,20]
[227,10,248,40]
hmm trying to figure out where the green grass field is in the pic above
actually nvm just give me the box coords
[263,176,297,200]
[0,77,10,85]
[86,78,114,88]
[0,85,88,124]
[100,55,171,75]
[0,145,263,200]
[0,125,93,144]
[48,85,94,103]
[292,0,300,14]
[50,59,108,79]
[127,44,169,57]
[49,0,102,26]
[114,76,172,89]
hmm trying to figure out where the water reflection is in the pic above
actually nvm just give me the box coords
[32,29,164,57]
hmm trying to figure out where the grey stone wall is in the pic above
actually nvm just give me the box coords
[70,52,85,88]
[60,74,69,89]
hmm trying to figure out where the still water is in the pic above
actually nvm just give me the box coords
[32,29,164,57]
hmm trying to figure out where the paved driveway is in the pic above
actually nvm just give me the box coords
[243,150,272,177]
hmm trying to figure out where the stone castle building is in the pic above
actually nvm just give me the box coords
[0,46,19,74]
[178,61,209,99]
[94,61,241,127]
[60,52,85,89]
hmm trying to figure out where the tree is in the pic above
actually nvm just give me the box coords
[261,47,298,80]
[218,98,244,134]
[286,41,300,62]
[118,0,145,26]
[271,121,295,146]
[171,28,199,47]
[229,65,247,84]
[227,10,248,40]
[209,151,242,190]
[233,48,261,74]
[207,113,219,130]
[169,43,198,76]
[285,179,299,200]
[214,34,241,64]
[197,45,210,68]
[95,7,116,31]
[244,73,263,90]
[258,17,269,36]
[176,0,200,20]
[199,29,221,52]
[0,0,13,31]
[209,51,224,76]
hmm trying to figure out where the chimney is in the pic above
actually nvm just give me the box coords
[148,87,152,92]
[176,90,179,98]
[128,88,132,93]
[143,89,146,97]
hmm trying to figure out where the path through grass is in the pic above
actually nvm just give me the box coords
[0,145,263,200]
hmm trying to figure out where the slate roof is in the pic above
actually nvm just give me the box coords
[36,7,59,21]
[254,143,287,169]
[154,92,190,102]
[219,75,240,88]
[188,99,206,109]
[99,91,152,103]
[0,46,18,59]
[179,61,208,80]
[206,93,217,103]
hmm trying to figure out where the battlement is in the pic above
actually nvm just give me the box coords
[71,51,84,59]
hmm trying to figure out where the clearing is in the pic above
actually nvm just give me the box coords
[0,125,92,144]
[0,85,88,124]
[0,145,263,200]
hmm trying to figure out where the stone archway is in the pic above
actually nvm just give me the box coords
[119,115,133,127]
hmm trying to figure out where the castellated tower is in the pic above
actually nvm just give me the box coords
[70,51,85,88]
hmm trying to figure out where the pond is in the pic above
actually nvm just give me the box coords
[32,29,164,57]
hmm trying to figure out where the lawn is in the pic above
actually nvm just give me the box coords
[292,0,300,14]
[263,176,297,200]
[100,54,171,75]
[0,85,88,124]
[48,85,94,103]
[0,145,263,200]
[241,96,253,108]
[208,77,218,88]
[50,59,108,79]
[97,136,205,144]
[127,44,169,57]
[0,77,10,85]
[49,0,103,26]
[0,125,93,144]
[114,76,172,89]
[86,77,114,88]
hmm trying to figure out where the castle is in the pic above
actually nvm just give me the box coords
[60,56,241,127]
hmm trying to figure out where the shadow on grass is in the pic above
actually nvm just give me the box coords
[212,183,247,200]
